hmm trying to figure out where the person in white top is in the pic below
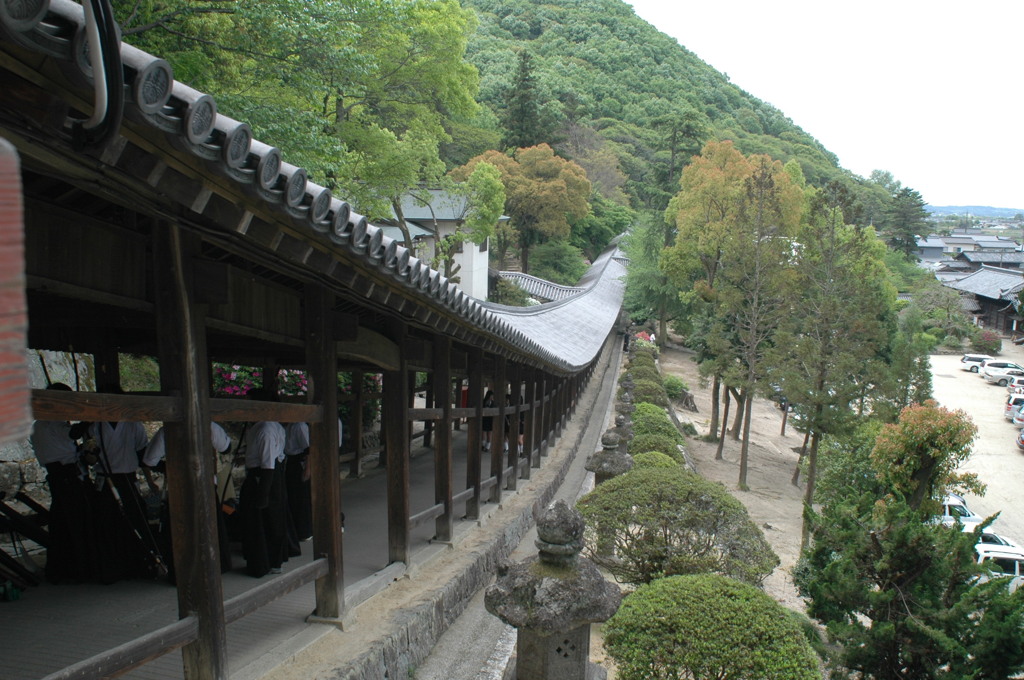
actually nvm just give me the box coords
[85,417,155,579]
[142,421,236,574]
[29,383,97,583]
[240,389,288,577]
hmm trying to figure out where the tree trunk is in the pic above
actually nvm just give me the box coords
[709,375,721,438]
[729,387,744,440]
[390,199,414,251]
[716,389,730,460]
[791,428,811,486]
[800,430,822,550]
[738,395,754,489]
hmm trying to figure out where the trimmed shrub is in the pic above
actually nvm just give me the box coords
[577,467,779,586]
[632,403,683,443]
[628,434,683,463]
[632,378,669,408]
[663,374,686,401]
[605,574,821,680]
[632,451,679,469]
[625,364,661,385]
[628,352,657,370]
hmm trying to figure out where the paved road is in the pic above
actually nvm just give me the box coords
[930,346,1024,543]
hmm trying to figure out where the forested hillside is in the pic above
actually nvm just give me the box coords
[462,0,855,210]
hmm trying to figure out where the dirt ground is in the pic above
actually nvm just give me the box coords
[659,344,810,611]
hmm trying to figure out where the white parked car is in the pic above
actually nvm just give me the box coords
[962,353,994,372]
[1005,394,1024,419]
[983,366,1024,386]
[962,522,1019,548]
[1006,377,1024,392]
[1012,409,1024,429]
[940,493,981,524]
[975,544,1024,592]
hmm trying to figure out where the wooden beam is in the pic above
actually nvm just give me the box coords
[30,391,321,424]
[305,284,344,619]
[490,357,506,504]
[152,221,226,680]
[433,335,453,543]
[336,327,399,371]
[505,362,520,492]
[465,347,483,520]
[383,321,410,565]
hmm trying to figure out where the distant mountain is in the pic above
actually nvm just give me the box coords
[927,205,1024,218]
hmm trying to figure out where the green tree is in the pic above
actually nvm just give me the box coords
[885,186,929,259]
[768,181,896,542]
[623,215,686,346]
[500,50,554,149]
[576,466,778,586]
[528,239,588,285]
[606,574,822,680]
[715,154,803,489]
[660,140,753,436]
[451,145,590,272]
[796,403,1024,680]
[122,0,480,239]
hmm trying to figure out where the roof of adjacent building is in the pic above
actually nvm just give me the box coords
[956,251,1024,265]
[947,266,1024,301]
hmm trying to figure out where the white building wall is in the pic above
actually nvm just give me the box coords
[453,239,489,300]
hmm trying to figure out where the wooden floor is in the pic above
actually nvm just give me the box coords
[0,429,510,679]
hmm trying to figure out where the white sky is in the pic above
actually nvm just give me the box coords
[627,0,1024,209]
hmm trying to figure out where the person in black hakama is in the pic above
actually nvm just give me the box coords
[239,389,288,577]
[29,383,99,584]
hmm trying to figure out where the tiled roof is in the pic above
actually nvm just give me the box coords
[497,272,584,302]
[0,0,624,374]
[484,249,626,369]
[948,266,1024,301]
[957,251,1024,265]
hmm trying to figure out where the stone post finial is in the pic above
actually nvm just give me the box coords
[535,500,585,568]
[585,431,633,485]
[485,501,622,679]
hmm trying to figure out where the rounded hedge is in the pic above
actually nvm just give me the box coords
[605,574,821,680]
[631,403,683,443]
[628,434,683,463]
[625,364,661,385]
[632,378,669,408]
[577,467,779,586]
[632,451,679,469]
[628,352,657,370]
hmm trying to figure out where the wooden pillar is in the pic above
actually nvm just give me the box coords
[523,368,538,472]
[305,285,343,619]
[490,357,506,503]
[465,348,483,519]
[351,370,365,477]
[383,322,411,564]
[433,335,453,542]
[506,362,520,490]
[423,373,433,449]
[152,222,226,680]
[538,373,550,458]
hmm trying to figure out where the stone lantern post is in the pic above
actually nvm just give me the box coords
[485,501,621,680]
[585,430,633,486]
